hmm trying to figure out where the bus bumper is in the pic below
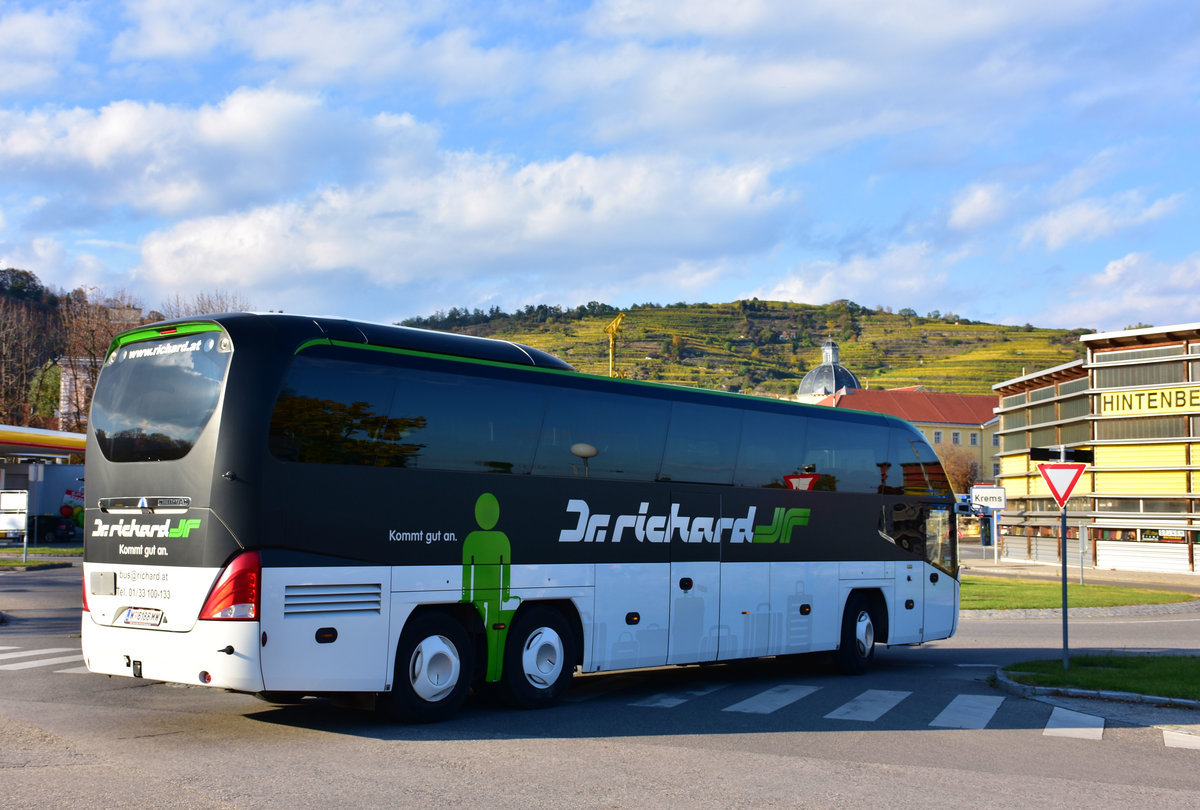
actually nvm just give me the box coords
[81,615,265,693]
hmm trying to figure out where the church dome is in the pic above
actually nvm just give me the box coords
[797,340,861,397]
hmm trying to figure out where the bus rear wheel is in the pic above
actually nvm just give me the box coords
[834,592,876,675]
[501,606,575,709]
[383,611,473,723]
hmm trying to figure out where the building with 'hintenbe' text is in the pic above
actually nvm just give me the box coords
[994,322,1200,574]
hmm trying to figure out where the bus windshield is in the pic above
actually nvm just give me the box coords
[91,331,231,462]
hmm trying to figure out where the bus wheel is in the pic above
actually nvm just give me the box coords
[502,606,575,709]
[834,593,876,675]
[383,611,473,723]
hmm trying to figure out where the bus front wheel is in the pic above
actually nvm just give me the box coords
[834,592,876,675]
[383,611,474,723]
[502,605,575,709]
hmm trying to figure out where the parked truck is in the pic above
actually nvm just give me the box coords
[0,463,84,544]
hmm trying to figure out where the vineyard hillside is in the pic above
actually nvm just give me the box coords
[401,300,1089,397]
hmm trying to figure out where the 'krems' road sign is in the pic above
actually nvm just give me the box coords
[970,485,1006,510]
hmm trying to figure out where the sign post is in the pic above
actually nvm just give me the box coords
[970,485,1007,563]
[1036,457,1088,671]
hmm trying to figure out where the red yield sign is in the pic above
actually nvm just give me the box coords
[1037,462,1088,509]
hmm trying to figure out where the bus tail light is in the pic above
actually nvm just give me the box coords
[199,551,261,620]
[82,574,90,613]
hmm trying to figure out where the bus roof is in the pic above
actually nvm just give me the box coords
[114,312,576,372]
[111,312,920,434]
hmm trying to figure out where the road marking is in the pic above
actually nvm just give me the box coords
[630,682,727,708]
[54,665,93,674]
[1043,707,1104,740]
[825,689,911,722]
[723,684,819,714]
[929,694,1005,729]
[0,647,73,661]
[0,654,84,671]
[1163,728,1200,750]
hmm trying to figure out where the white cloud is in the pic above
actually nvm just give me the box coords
[1020,191,1184,251]
[1061,251,1200,329]
[586,0,1110,45]
[0,234,115,295]
[3,1,1198,328]
[948,183,1011,231]
[110,0,231,60]
[750,243,942,305]
[0,5,91,92]
[1047,147,1125,204]
[235,2,425,80]
[0,88,439,220]
[132,152,792,309]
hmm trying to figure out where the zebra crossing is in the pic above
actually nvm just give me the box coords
[624,679,1077,733]
[616,676,1200,748]
[0,644,88,674]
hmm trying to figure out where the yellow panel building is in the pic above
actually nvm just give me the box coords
[993,323,1199,574]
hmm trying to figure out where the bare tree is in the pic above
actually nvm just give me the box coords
[57,288,145,432]
[0,297,61,425]
[157,289,254,320]
[936,444,982,495]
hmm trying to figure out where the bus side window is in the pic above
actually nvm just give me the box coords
[658,403,741,485]
[895,423,953,495]
[269,356,398,466]
[388,369,544,475]
[803,416,892,493]
[532,388,668,480]
[733,410,807,488]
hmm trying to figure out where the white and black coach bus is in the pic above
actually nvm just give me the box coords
[81,313,958,722]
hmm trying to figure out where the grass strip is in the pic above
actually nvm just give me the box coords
[0,546,83,556]
[960,575,1195,610]
[1004,654,1200,702]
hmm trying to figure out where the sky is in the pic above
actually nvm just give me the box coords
[1,1,1199,331]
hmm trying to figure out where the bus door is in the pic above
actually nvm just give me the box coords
[891,559,925,644]
[922,505,958,640]
[883,501,929,644]
[666,491,723,665]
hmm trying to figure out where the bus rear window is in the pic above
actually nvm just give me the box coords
[91,332,231,462]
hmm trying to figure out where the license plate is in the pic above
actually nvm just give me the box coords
[122,608,163,627]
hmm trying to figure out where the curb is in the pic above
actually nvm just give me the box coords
[994,668,1200,737]
[0,561,75,572]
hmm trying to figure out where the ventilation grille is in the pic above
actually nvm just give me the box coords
[283,583,382,616]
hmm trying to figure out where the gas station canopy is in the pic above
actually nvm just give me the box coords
[0,424,86,458]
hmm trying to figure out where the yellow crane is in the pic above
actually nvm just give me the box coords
[604,313,625,377]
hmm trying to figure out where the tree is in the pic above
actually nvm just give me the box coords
[937,445,982,495]
[157,289,254,320]
[1,268,58,306]
[0,296,61,425]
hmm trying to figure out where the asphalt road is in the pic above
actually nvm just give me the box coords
[3,563,1199,808]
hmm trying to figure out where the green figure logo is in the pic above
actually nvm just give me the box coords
[752,507,811,544]
[461,493,520,682]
